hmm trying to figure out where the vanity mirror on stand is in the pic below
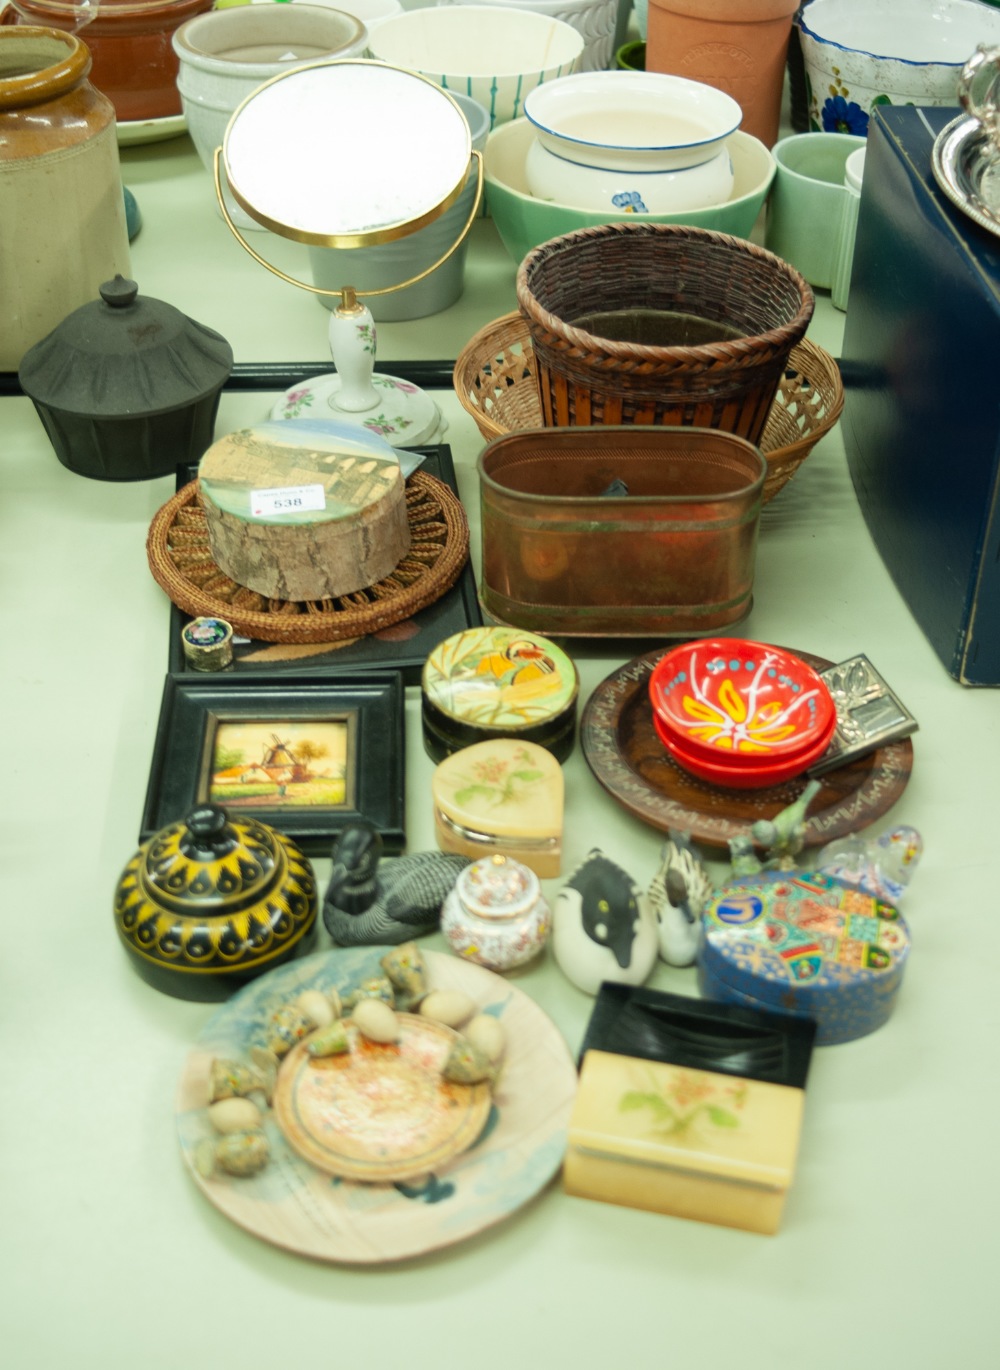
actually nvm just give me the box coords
[214,58,483,447]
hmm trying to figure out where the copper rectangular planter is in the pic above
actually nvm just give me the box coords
[478,426,767,637]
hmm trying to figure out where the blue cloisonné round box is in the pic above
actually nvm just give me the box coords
[698,870,911,1046]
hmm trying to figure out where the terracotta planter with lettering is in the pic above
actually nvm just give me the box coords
[645,0,799,148]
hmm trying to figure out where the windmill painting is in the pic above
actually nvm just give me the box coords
[205,717,352,810]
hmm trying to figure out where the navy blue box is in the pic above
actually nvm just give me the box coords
[841,106,1000,685]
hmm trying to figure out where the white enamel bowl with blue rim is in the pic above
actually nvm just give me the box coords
[799,0,1000,136]
[523,69,742,172]
[522,69,740,212]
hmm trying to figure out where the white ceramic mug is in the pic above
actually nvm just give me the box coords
[830,145,866,312]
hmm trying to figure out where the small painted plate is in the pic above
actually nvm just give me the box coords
[176,946,576,1264]
[273,1014,492,1183]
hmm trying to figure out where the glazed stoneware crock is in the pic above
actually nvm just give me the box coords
[0,27,130,370]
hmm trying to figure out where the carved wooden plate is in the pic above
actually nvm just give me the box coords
[581,647,913,851]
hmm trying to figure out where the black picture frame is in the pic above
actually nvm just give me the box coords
[140,672,406,855]
[166,444,482,685]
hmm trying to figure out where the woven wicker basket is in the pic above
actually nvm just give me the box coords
[515,222,814,443]
[454,311,843,504]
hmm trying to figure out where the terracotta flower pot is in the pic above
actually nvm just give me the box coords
[1,0,215,121]
[645,0,799,148]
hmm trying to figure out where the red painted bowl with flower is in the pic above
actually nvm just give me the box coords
[648,638,836,767]
[652,709,835,789]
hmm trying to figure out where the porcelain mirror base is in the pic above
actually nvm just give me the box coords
[270,296,447,447]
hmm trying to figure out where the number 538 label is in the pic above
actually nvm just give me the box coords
[251,483,326,517]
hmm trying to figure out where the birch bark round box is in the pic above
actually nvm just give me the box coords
[198,420,411,602]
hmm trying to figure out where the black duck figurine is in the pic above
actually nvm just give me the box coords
[322,821,470,945]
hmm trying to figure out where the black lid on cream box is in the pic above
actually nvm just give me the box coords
[578,982,816,1091]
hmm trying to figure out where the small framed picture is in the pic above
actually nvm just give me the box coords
[140,673,405,853]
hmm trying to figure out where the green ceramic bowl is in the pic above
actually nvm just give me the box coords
[484,118,776,266]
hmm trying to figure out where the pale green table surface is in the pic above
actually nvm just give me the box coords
[3,129,998,1370]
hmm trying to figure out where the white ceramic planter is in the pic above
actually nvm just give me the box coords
[173,5,369,228]
[525,138,733,211]
[435,0,619,73]
[309,91,489,319]
[799,0,1000,135]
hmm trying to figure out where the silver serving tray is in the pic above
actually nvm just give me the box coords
[932,113,1000,242]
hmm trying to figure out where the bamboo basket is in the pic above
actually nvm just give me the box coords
[515,222,815,443]
[453,311,844,504]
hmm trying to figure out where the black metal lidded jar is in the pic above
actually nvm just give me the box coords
[18,273,233,481]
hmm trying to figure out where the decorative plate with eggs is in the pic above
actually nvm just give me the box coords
[176,945,576,1263]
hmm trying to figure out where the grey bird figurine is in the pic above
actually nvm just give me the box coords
[750,779,823,869]
[322,821,469,945]
[728,834,764,877]
[647,829,715,967]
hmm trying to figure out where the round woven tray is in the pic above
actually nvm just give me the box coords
[453,311,844,504]
[147,471,470,644]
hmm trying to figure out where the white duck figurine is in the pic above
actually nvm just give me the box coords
[647,829,715,967]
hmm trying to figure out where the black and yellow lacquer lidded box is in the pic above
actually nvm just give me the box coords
[114,803,317,1001]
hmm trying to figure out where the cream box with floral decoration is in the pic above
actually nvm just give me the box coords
[564,1049,806,1235]
[431,738,563,878]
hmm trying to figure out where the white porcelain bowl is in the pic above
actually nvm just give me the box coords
[799,0,1000,134]
[367,6,584,128]
[523,70,742,171]
[434,0,619,73]
[174,5,369,228]
[525,136,734,212]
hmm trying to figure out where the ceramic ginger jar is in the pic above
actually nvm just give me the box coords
[441,853,551,972]
[113,803,317,1000]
